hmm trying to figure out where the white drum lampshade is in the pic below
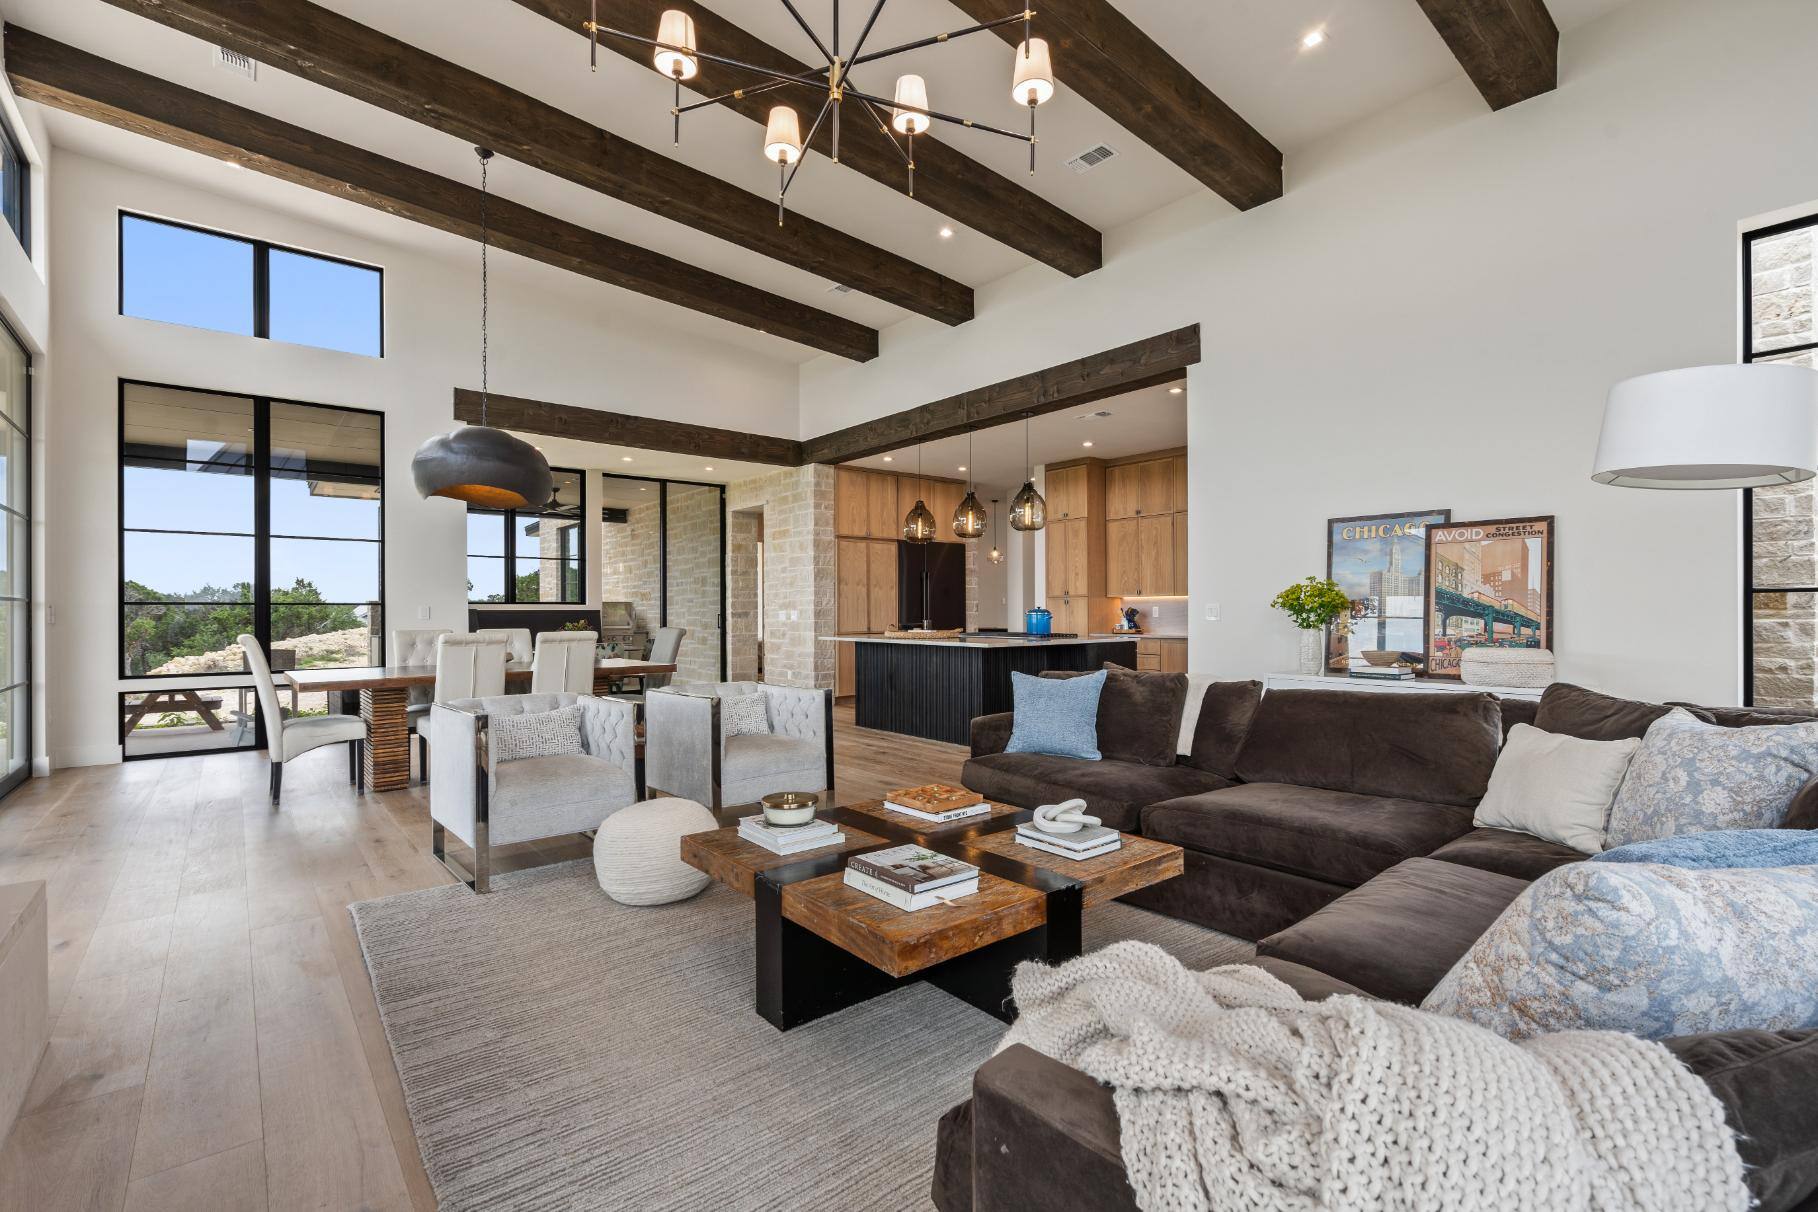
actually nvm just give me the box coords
[764,105,805,165]
[654,10,698,80]
[1011,39,1054,107]
[891,74,931,135]
[1593,363,1818,489]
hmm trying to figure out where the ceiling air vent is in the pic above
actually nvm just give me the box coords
[825,283,855,295]
[1065,144,1118,174]
[214,46,258,81]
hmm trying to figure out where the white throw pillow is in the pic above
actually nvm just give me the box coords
[720,690,770,739]
[1472,723,1640,855]
[490,705,585,764]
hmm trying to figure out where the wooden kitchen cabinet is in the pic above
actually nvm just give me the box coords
[1044,516,1071,599]
[1104,464,1139,519]
[837,538,870,632]
[866,540,898,631]
[866,472,898,538]
[1046,464,1088,520]
[1160,639,1188,673]
[1172,511,1188,595]
[836,468,869,538]
[895,476,925,528]
[1105,517,1137,596]
[837,642,856,698]
[1170,455,1188,513]
[1138,515,1173,597]
[1106,457,1176,518]
[929,480,966,538]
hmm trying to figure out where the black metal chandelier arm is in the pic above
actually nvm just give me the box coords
[675,69,833,117]
[845,0,892,66]
[850,10,1035,69]
[591,25,825,90]
[844,87,1034,142]
[855,96,914,168]
[782,96,836,198]
[777,0,836,67]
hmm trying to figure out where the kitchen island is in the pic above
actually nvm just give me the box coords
[824,634,1139,744]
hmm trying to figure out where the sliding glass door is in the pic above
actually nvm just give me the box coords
[599,474,726,683]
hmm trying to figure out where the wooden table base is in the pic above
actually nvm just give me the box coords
[360,687,413,793]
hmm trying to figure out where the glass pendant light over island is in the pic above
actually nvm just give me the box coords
[1009,413,1046,532]
[953,431,987,538]
[902,444,938,544]
[588,4,1056,221]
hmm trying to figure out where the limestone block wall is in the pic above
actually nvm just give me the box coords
[728,466,835,688]
[665,483,724,685]
[601,502,661,633]
[1750,224,1818,708]
[727,508,761,681]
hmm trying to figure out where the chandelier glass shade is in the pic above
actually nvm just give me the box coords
[902,497,937,543]
[588,0,1055,216]
[412,147,553,509]
[953,490,987,539]
[1008,413,1045,531]
[987,498,1004,564]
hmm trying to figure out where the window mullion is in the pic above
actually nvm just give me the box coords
[253,399,272,700]
[253,242,270,340]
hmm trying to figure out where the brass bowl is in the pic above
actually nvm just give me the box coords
[760,791,821,827]
[1361,650,1401,667]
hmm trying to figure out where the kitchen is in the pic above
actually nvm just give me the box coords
[827,383,1189,743]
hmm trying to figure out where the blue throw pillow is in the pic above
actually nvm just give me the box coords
[1592,828,1818,869]
[1005,669,1105,761]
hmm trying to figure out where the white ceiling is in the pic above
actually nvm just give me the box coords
[842,379,1187,490]
[11,0,1636,366]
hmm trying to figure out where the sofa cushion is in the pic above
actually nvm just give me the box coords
[489,753,637,845]
[1495,696,1539,739]
[1095,665,1189,767]
[1606,708,1818,847]
[1470,724,1640,854]
[1006,669,1105,761]
[1427,828,1585,881]
[1248,956,1372,1002]
[1232,689,1501,808]
[1665,1027,1818,1212]
[1141,784,1475,889]
[961,753,1229,833]
[1256,857,1529,1005]
[1183,680,1263,780]
[1533,681,1673,741]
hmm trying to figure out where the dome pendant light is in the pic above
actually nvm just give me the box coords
[1009,413,1046,532]
[953,431,987,538]
[902,444,938,543]
[412,148,553,510]
[987,498,1004,565]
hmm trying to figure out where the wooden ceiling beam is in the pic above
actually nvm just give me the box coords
[96,0,974,326]
[5,28,878,362]
[511,0,1103,278]
[454,390,805,465]
[1414,0,1559,110]
[946,0,1281,211]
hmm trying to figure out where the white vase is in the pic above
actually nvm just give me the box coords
[1297,629,1325,676]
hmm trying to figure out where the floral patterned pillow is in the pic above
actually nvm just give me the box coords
[1603,708,1818,848]
[1424,862,1818,1041]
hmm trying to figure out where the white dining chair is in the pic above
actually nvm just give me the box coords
[532,630,597,694]
[435,633,510,701]
[239,634,366,805]
[391,628,450,782]
[476,627,533,666]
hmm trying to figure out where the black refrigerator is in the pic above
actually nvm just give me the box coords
[897,541,966,631]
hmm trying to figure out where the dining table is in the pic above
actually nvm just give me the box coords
[284,657,677,793]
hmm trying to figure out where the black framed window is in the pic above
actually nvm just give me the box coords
[598,473,727,682]
[120,380,384,682]
[119,213,383,357]
[467,468,585,603]
[0,115,29,253]
[0,316,29,795]
[1743,215,1818,708]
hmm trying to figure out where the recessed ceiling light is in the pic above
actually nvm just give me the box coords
[1082,440,1094,448]
[957,465,967,472]
[882,455,894,462]
[938,226,954,239]
[1301,28,1326,50]
[621,455,634,462]
[703,465,714,471]
[1169,386,1183,395]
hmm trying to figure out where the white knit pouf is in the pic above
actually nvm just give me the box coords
[593,797,717,905]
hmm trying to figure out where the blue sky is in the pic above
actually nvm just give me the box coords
[120,215,382,358]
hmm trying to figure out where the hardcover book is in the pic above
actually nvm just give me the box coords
[1015,834,1120,862]
[842,868,979,911]
[883,784,984,816]
[1013,822,1119,850]
[845,844,977,894]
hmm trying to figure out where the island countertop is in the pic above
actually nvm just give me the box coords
[822,633,1133,650]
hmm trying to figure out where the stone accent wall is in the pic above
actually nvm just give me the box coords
[1750,226,1818,708]
[665,483,723,686]
[601,502,661,633]
[965,539,979,632]
[536,517,579,600]
[727,466,836,689]
[727,508,762,681]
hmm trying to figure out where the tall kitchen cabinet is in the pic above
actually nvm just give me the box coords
[1104,452,1188,598]
[1041,461,1118,638]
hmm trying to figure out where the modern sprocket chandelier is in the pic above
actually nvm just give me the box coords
[586,2,1056,224]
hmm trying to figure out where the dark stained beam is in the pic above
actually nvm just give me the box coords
[1414,0,1558,110]
[97,0,974,326]
[5,28,877,362]
[947,0,1280,211]
[799,325,1199,465]
[454,390,805,466]
[513,0,1102,278]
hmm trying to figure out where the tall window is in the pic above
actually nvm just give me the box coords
[466,468,584,603]
[1743,216,1818,707]
[120,381,384,679]
[0,115,28,252]
[0,319,30,794]
[119,214,383,357]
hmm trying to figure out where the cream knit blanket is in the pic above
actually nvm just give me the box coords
[998,942,1748,1212]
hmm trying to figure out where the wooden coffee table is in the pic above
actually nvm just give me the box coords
[681,800,1184,1030]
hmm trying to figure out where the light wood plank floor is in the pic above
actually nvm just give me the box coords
[0,705,966,1211]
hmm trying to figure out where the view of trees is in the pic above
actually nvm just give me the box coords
[124,578,364,674]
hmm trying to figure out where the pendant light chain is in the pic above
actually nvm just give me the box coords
[478,147,491,428]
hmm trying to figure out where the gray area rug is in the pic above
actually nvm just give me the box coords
[351,860,1252,1212]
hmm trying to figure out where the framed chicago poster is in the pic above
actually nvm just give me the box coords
[1326,510,1451,673]
[1423,516,1556,680]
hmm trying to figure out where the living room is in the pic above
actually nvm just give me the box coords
[2,0,1818,1208]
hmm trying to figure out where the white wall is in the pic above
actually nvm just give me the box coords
[45,150,800,767]
[801,0,1818,705]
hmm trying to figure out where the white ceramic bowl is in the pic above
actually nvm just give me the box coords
[760,791,820,827]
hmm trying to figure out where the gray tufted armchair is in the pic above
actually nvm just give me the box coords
[643,682,833,811]
[429,692,641,892]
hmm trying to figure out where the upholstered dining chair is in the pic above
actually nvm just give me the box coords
[436,632,509,701]
[644,682,833,811]
[476,626,533,667]
[391,628,449,781]
[532,630,597,694]
[646,627,686,690]
[239,634,366,805]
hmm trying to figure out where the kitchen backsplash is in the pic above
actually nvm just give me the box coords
[1117,597,1189,636]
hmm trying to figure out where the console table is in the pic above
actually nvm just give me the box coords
[1264,672,1546,702]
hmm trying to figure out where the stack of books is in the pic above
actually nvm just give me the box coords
[1349,666,1416,681]
[1014,820,1122,861]
[738,815,844,856]
[883,783,992,823]
[844,844,980,911]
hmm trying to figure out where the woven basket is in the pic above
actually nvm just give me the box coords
[1460,647,1556,689]
[882,628,965,640]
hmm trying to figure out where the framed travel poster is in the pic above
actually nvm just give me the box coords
[1423,516,1556,680]
[1326,510,1450,674]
